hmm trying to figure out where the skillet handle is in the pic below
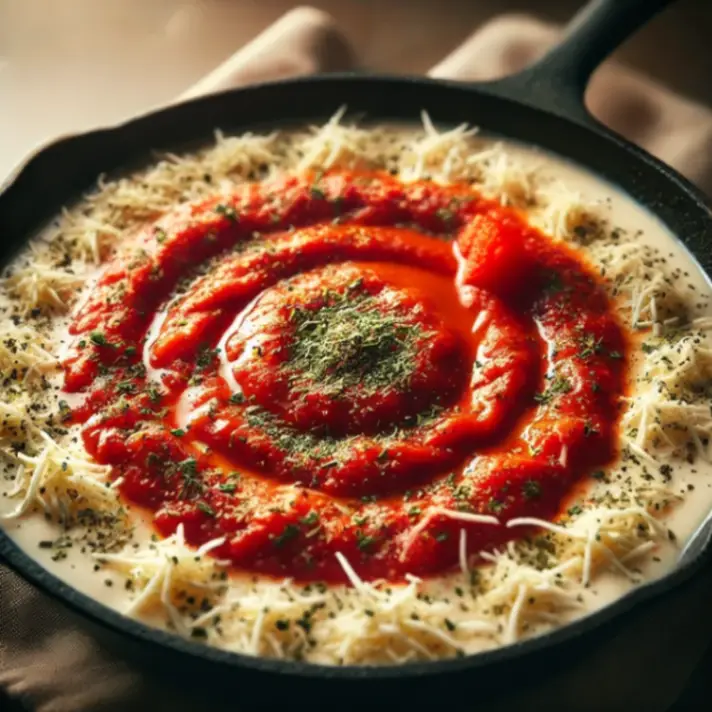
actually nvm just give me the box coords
[479,0,675,127]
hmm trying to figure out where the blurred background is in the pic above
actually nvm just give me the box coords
[1,0,711,177]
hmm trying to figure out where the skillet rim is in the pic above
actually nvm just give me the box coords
[2,72,712,681]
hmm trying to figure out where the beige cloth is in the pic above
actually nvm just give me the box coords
[429,14,712,197]
[2,7,712,711]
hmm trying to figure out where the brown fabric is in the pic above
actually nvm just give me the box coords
[178,7,356,101]
[429,14,712,196]
[2,7,712,711]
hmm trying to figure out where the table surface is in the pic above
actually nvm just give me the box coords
[2,1,712,708]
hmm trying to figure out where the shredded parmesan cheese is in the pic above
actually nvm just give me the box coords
[2,250,89,314]
[0,109,708,666]
[0,322,58,379]
[1,431,117,520]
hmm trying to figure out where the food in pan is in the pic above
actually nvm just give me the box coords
[2,111,711,664]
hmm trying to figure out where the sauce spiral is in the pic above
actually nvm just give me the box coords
[63,170,626,582]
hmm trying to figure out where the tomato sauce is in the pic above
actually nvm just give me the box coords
[63,170,626,583]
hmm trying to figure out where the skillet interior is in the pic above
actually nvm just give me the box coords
[2,75,712,696]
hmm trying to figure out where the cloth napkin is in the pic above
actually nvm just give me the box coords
[3,7,712,712]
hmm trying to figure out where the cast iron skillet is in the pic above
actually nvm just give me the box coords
[1,0,711,696]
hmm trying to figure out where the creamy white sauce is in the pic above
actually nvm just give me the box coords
[2,123,712,663]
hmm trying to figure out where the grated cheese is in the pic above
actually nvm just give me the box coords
[531,179,604,240]
[2,249,89,314]
[469,146,539,207]
[458,528,468,576]
[398,111,478,183]
[0,431,117,521]
[0,397,47,447]
[0,109,708,666]
[623,335,712,458]
[590,242,688,332]
[400,508,499,562]
[0,321,58,380]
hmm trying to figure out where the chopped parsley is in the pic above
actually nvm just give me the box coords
[522,480,541,499]
[534,376,572,405]
[356,530,377,551]
[273,524,300,548]
[197,501,215,517]
[301,511,319,526]
[214,203,238,222]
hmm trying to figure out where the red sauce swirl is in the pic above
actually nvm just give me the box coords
[63,170,626,582]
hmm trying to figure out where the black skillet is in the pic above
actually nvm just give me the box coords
[1,0,711,703]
